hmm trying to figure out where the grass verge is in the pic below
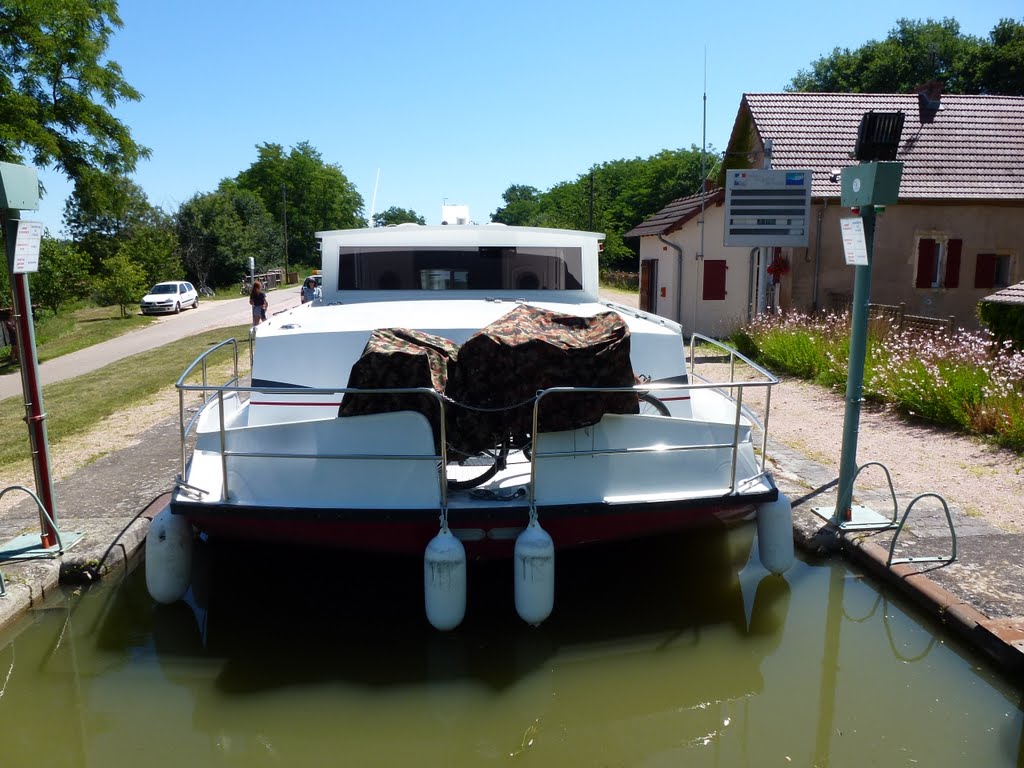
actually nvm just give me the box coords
[1,304,156,375]
[0,324,252,468]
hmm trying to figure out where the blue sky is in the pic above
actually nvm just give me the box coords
[31,0,1013,237]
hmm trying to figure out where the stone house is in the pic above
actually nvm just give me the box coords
[626,87,1024,338]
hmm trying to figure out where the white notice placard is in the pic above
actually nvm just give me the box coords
[840,217,868,266]
[13,220,43,273]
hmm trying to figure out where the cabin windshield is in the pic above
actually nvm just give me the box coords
[335,246,585,291]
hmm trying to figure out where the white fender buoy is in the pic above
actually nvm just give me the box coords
[757,494,795,575]
[424,528,467,631]
[145,506,194,604]
[514,519,554,626]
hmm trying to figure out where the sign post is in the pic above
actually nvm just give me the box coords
[0,161,60,549]
[812,111,905,528]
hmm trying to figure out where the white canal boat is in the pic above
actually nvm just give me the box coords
[146,224,793,629]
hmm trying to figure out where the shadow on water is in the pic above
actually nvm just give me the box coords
[141,524,789,699]
[5,521,1024,766]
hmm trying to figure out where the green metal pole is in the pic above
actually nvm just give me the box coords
[834,207,876,521]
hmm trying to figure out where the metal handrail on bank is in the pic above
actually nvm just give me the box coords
[175,337,777,510]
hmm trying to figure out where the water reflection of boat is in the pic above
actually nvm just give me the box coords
[149,527,791,762]
[147,225,793,628]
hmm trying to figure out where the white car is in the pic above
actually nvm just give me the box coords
[140,281,199,315]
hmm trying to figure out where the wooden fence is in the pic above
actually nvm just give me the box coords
[825,294,955,335]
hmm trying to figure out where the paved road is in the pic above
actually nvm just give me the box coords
[0,288,302,401]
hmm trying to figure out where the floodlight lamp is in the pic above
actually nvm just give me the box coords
[853,111,905,162]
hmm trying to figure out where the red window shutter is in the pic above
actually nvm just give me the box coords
[915,239,936,288]
[703,260,727,301]
[944,239,961,288]
[974,253,997,289]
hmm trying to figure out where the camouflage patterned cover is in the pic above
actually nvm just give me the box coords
[338,328,459,450]
[446,304,638,454]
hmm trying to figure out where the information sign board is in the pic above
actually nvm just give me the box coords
[12,220,42,273]
[724,169,812,247]
[839,218,868,266]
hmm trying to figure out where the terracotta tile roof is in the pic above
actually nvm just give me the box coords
[981,280,1024,306]
[737,93,1024,201]
[624,188,724,238]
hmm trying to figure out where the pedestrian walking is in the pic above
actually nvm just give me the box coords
[249,281,268,326]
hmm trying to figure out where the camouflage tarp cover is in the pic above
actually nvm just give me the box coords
[446,304,638,454]
[338,328,459,450]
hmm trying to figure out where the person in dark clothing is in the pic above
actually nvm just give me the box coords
[249,281,268,325]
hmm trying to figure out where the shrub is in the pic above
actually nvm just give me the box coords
[736,311,1024,452]
[978,300,1024,350]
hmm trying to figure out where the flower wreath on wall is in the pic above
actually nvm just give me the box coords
[766,253,790,284]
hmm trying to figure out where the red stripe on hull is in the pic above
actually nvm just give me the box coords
[184,502,756,558]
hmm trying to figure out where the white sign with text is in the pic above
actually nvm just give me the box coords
[13,220,43,273]
[840,217,868,266]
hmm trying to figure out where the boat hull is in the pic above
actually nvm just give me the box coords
[171,490,776,557]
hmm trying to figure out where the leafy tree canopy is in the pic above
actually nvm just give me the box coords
[788,17,1024,95]
[0,0,149,208]
[62,171,167,270]
[372,206,425,227]
[29,238,91,316]
[491,186,542,226]
[175,181,278,290]
[492,147,719,267]
[96,251,147,318]
[122,225,180,288]
[236,141,364,268]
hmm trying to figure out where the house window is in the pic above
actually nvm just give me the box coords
[915,237,961,289]
[703,260,727,301]
[974,253,1012,290]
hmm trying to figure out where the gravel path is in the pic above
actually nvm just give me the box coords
[692,362,1024,534]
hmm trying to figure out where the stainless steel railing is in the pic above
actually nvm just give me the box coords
[687,333,779,478]
[174,335,778,508]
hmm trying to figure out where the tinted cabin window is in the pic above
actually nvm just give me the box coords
[336,247,584,291]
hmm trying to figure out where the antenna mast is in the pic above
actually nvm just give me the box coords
[695,46,708,334]
[367,168,381,226]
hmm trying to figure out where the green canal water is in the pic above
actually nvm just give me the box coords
[0,526,1021,767]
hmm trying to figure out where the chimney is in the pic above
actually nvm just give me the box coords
[916,80,944,114]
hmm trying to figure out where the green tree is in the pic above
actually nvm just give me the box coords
[491,185,542,225]
[493,147,716,268]
[176,182,278,290]
[29,238,91,316]
[980,19,1024,94]
[62,172,164,270]
[788,17,1024,95]
[0,0,149,211]
[121,222,180,288]
[96,252,147,318]
[372,206,425,227]
[236,142,364,268]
